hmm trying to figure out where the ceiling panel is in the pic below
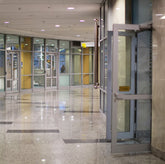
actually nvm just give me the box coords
[0,0,102,41]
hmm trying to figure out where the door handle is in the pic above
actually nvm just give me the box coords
[114,93,124,101]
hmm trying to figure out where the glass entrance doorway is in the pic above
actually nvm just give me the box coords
[6,51,19,92]
[106,24,152,153]
[46,54,57,88]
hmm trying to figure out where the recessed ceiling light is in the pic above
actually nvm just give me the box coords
[116,8,120,10]
[55,25,60,27]
[160,16,165,19]
[80,20,85,22]
[41,29,45,31]
[4,21,10,24]
[155,14,163,16]
[41,159,46,162]
[67,7,75,10]
[76,35,80,37]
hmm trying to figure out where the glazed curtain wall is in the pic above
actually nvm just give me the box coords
[0,34,94,92]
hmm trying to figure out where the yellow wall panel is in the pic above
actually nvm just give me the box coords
[83,55,89,85]
[21,38,32,89]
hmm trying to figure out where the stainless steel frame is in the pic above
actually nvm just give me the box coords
[6,51,20,93]
[108,24,152,153]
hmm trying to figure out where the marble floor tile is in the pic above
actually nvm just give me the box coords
[0,87,164,164]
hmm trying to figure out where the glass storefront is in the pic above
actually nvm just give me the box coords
[0,34,94,93]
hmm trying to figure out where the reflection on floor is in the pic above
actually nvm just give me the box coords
[0,87,164,164]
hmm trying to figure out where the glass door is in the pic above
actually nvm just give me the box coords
[6,51,19,92]
[0,51,5,92]
[46,54,57,88]
[107,24,152,153]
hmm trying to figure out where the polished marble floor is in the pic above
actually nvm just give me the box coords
[0,87,164,164]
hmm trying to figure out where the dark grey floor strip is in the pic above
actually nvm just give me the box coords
[35,106,69,109]
[63,139,111,144]
[17,102,46,104]
[0,121,13,124]
[7,129,60,133]
[63,111,100,113]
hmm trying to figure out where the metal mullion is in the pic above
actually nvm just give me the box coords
[19,36,21,92]
[69,41,71,86]
[11,53,13,91]
[32,38,34,91]
[51,55,53,87]
[44,39,46,89]
[81,48,83,85]
[111,25,119,151]
[115,94,151,100]
[106,31,113,140]
[4,34,7,92]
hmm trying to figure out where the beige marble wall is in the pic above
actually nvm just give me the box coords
[152,0,165,156]
[107,0,125,31]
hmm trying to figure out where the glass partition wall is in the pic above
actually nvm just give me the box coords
[100,0,108,113]
[100,0,152,154]
[0,34,94,94]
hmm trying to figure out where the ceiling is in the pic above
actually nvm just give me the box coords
[0,0,102,42]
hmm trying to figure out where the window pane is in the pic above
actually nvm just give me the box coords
[0,34,4,49]
[34,76,45,88]
[34,52,44,74]
[0,77,4,91]
[33,38,44,51]
[72,55,81,73]
[0,51,5,76]
[52,56,56,76]
[83,47,93,55]
[59,41,69,54]
[100,5,105,39]
[47,78,51,87]
[72,47,82,54]
[46,39,58,52]
[21,37,32,51]
[59,75,69,86]
[71,74,81,85]
[6,35,19,50]
[60,54,69,73]
[52,78,56,87]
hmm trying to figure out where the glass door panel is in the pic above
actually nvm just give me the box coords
[0,51,5,91]
[13,53,18,91]
[46,55,51,77]
[109,24,152,154]
[46,54,57,88]
[33,52,45,88]
[117,33,135,137]
[6,52,19,92]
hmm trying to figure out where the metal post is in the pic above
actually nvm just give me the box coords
[94,20,99,88]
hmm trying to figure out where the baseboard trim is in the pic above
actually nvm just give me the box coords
[151,146,165,161]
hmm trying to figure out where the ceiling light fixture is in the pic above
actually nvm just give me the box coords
[80,20,85,22]
[76,35,80,37]
[160,16,165,19]
[67,7,75,10]
[116,8,120,10]
[4,21,10,24]
[155,14,163,17]
[55,25,60,27]
[41,159,46,162]
[41,29,45,32]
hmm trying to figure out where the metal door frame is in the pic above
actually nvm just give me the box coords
[108,24,152,153]
[6,51,20,93]
[45,53,57,88]
[106,30,136,140]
